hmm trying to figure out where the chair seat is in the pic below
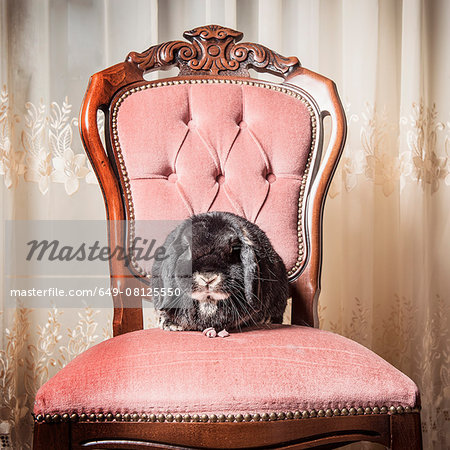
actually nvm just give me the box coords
[34,325,419,421]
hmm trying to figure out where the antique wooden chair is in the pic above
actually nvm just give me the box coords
[33,25,422,449]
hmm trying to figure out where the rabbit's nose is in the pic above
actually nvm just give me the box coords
[198,274,220,287]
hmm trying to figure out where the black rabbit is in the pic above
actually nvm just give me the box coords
[151,211,289,332]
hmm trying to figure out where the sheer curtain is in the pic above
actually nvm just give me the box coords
[1,0,448,448]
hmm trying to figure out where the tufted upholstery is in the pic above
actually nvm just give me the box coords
[113,80,314,272]
[34,326,420,418]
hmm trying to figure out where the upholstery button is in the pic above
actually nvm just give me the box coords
[266,173,276,183]
[216,174,225,185]
[168,173,178,183]
[188,120,196,129]
[239,121,247,129]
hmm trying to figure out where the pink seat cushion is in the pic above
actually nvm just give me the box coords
[34,325,419,417]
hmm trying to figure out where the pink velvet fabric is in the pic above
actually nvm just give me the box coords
[116,83,312,270]
[34,326,419,416]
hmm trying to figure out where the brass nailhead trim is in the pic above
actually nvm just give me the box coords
[33,406,419,423]
[111,79,317,278]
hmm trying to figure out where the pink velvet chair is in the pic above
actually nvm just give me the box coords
[33,25,422,449]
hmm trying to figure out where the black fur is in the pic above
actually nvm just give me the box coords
[151,212,289,331]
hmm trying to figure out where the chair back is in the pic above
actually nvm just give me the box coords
[79,25,346,336]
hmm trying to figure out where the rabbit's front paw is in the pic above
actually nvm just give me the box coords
[159,315,184,331]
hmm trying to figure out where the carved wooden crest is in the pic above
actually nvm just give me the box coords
[127,25,300,77]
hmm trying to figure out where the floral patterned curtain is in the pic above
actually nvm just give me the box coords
[1,0,448,448]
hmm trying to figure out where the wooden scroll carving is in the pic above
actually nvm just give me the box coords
[127,24,300,77]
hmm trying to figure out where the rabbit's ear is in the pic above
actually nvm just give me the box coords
[165,224,192,270]
[153,220,193,310]
[239,230,258,304]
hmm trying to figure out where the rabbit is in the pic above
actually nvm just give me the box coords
[151,211,289,332]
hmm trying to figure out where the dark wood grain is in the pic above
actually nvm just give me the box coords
[285,67,347,327]
[128,24,299,78]
[32,414,423,449]
[33,422,70,450]
[390,413,423,449]
[79,62,144,335]
[70,415,391,449]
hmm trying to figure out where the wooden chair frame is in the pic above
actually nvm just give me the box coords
[33,25,422,449]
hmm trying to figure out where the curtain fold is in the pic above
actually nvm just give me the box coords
[0,0,448,448]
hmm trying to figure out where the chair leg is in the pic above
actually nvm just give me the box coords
[33,422,70,450]
[390,413,422,449]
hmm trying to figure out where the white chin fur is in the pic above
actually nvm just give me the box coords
[199,302,218,316]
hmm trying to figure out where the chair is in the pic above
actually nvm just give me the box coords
[32,25,422,449]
